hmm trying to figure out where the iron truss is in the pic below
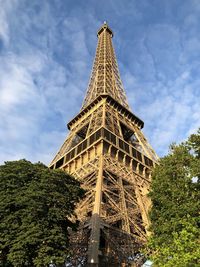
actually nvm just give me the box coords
[50,23,158,266]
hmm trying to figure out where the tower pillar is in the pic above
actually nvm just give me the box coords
[88,145,104,265]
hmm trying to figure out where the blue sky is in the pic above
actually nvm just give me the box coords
[0,0,200,165]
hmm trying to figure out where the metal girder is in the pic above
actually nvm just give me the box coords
[50,23,158,266]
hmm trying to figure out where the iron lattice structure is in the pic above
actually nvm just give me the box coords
[50,23,158,267]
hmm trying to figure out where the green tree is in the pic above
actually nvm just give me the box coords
[0,160,85,267]
[147,130,200,267]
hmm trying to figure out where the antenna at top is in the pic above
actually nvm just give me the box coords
[97,22,113,37]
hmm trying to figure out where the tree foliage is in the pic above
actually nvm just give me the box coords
[0,160,85,267]
[148,129,200,267]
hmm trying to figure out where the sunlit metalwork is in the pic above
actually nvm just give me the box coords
[50,22,158,267]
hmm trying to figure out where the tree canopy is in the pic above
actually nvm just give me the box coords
[147,129,200,267]
[0,160,85,267]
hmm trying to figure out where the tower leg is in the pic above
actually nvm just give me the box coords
[87,214,101,266]
[88,152,104,266]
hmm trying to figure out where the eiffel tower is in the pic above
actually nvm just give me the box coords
[50,22,158,267]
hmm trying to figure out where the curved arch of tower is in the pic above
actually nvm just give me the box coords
[50,23,158,267]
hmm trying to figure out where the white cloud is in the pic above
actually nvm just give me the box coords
[0,0,19,46]
[139,70,200,156]
[118,16,200,157]
[0,2,94,165]
[0,49,76,164]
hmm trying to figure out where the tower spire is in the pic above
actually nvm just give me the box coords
[81,22,130,110]
[97,21,113,37]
